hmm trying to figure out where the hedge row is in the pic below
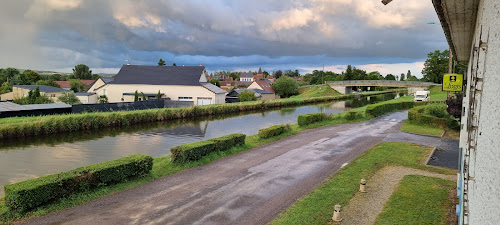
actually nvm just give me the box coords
[298,113,328,127]
[258,125,291,139]
[0,94,365,140]
[408,105,459,130]
[366,101,416,117]
[170,133,246,163]
[4,154,153,212]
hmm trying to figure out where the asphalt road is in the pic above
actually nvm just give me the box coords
[20,111,455,225]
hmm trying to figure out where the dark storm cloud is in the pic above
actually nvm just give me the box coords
[0,0,447,74]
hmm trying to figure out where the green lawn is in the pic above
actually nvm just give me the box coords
[400,120,444,137]
[271,142,454,225]
[375,175,455,225]
[292,85,340,99]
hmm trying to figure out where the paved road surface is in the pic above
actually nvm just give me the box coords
[21,111,455,225]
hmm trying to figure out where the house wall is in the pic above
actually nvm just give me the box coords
[459,0,500,224]
[260,93,277,100]
[0,87,63,102]
[241,77,253,82]
[247,82,262,90]
[88,78,106,92]
[77,94,98,104]
[101,84,223,105]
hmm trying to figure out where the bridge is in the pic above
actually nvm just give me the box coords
[326,80,440,95]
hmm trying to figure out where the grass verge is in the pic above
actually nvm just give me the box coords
[374,175,455,225]
[271,142,454,225]
[400,120,444,137]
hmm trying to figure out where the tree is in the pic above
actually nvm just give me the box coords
[400,73,405,81]
[49,73,63,81]
[229,72,240,81]
[157,90,162,99]
[367,71,382,80]
[344,65,354,80]
[0,68,20,84]
[172,63,177,66]
[69,79,88,92]
[36,79,61,87]
[237,90,257,102]
[141,92,147,101]
[0,82,12,94]
[283,69,295,77]
[272,77,299,98]
[134,90,139,102]
[158,58,166,66]
[384,74,396,80]
[262,71,270,77]
[273,70,283,79]
[422,50,449,84]
[209,78,220,87]
[58,92,81,104]
[72,64,92,80]
[13,87,53,105]
[18,70,43,85]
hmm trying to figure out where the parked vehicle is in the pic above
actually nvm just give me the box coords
[413,91,430,102]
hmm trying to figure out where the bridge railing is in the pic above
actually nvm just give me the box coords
[326,80,439,86]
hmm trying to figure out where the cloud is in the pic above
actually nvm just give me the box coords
[0,0,447,73]
[299,61,426,77]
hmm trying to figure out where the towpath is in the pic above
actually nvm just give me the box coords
[21,111,455,225]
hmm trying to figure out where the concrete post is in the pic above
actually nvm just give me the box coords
[360,178,367,193]
[332,204,342,222]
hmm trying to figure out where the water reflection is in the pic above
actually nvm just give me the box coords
[0,93,403,196]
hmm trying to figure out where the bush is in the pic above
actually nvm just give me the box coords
[298,113,327,126]
[238,90,257,102]
[258,124,290,139]
[170,133,246,163]
[344,111,363,120]
[4,154,153,212]
[366,101,415,117]
[423,104,448,118]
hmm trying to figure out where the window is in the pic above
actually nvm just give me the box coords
[178,97,193,101]
[50,94,56,97]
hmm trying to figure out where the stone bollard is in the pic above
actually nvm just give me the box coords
[360,178,367,193]
[332,204,342,222]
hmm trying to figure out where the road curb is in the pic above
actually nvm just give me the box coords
[425,147,437,165]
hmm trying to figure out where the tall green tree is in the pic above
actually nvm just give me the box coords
[19,70,43,85]
[422,50,450,84]
[58,92,81,104]
[36,79,61,87]
[273,70,283,79]
[384,74,396,80]
[1,67,20,84]
[0,82,12,94]
[158,58,166,66]
[209,78,221,87]
[272,77,299,98]
[134,90,139,102]
[400,73,405,81]
[344,65,354,80]
[72,64,92,80]
[69,79,88,92]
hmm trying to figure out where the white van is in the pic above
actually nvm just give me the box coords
[414,91,430,102]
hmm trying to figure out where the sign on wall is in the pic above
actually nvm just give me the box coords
[442,74,463,91]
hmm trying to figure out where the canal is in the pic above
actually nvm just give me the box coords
[0,93,404,196]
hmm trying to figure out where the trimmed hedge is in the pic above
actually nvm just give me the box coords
[408,104,460,130]
[258,124,290,139]
[366,101,415,117]
[298,113,327,127]
[4,154,153,212]
[170,133,246,163]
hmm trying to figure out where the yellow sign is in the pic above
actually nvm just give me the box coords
[443,74,463,91]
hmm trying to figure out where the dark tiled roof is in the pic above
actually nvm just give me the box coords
[75,92,96,96]
[252,80,275,93]
[201,82,226,94]
[240,72,253,78]
[14,85,65,93]
[101,77,115,84]
[112,65,205,86]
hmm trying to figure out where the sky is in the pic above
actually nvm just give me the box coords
[0,0,448,77]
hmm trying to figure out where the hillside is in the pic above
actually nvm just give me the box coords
[291,85,340,99]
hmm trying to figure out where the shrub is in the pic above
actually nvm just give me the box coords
[4,154,153,212]
[366,101,415,117]
[258,124,290,139]
[423,104,448,118]
[238,90,257,102]
[344,111,362,120]
[298,113,327,126]
[170,133,246,163]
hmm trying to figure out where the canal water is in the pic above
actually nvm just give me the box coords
[0,93,404,196]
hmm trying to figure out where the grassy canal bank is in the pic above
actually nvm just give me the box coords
[0,89,399,140]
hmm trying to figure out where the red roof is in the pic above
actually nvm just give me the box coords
[55,80,95,88]
[253,79,275,93]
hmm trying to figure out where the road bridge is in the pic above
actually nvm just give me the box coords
[326,80,440,95]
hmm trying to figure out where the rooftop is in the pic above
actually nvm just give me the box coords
[14,85,66,93]
[112,65,206,86]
